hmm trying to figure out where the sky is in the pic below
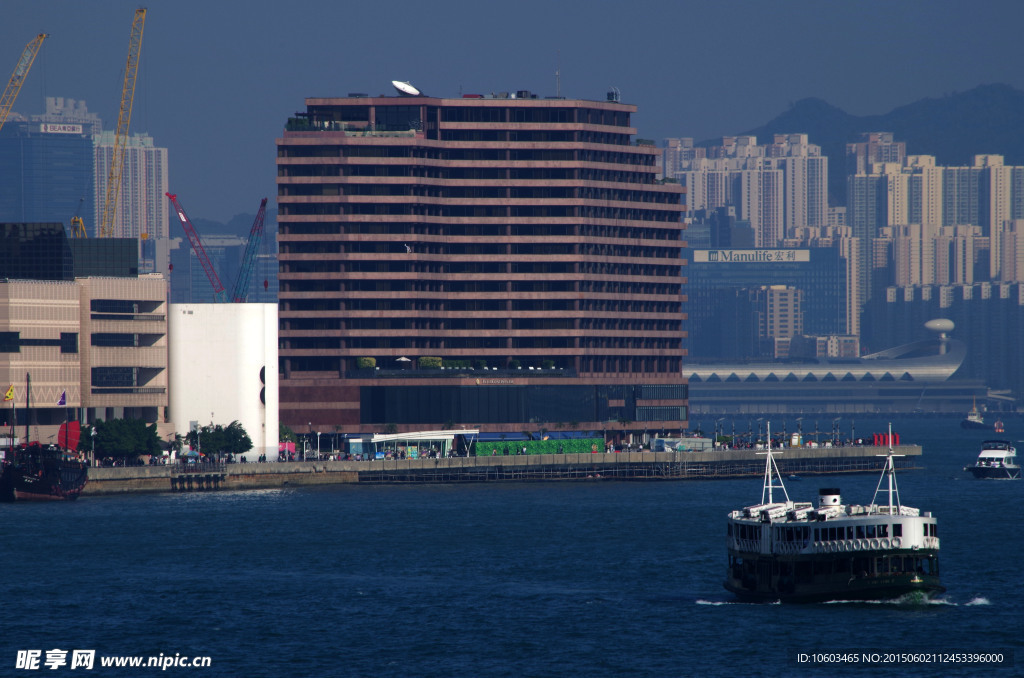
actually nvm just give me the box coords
[3,0,1023,223]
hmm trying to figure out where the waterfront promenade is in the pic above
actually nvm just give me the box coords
[83,444,922,495]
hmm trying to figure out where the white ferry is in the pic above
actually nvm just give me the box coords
[964,440,1020,480]
[724,424,944,603]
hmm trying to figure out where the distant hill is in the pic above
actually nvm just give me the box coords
[708,84,1024,206]
[192,207,277,240]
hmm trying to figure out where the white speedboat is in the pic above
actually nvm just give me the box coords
[964,440,1020,480]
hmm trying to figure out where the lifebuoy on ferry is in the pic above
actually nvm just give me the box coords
[892,538,901,548]
[881,539,890,549]
[870,539,880,550]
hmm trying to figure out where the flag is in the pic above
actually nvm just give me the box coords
[3,384,12,401]
[57,390,66,407]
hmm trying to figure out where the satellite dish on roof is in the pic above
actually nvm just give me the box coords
[392,80,422,96]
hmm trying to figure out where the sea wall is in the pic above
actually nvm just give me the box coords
[83,444,922,495]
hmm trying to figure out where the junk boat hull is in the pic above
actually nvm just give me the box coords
[0,446,88,502]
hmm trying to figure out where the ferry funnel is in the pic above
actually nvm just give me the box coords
[818,488,841,508]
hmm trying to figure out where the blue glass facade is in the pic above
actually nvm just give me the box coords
[0,122,95,233]
[684,247,847,359]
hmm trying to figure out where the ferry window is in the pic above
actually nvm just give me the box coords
[866,525,876,539]
[878,525,888,538]
[931,524,938,537]
[847,527,854,540]
[856,525,865,539]
[893,524,902,538]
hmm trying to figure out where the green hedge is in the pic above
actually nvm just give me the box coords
[475,438,603,456]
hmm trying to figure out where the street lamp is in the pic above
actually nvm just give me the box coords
[316,431,321,460]
[91,427,96,465]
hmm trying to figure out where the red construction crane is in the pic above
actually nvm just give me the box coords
[165,192,227,302]
[231,198,268,302]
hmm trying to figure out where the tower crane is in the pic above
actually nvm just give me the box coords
[70,197,87,238]
[231,198,268,302]
[0,33,47,135]
[99,8,146,238]
[165,192,227,303]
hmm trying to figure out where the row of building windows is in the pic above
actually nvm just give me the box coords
[0,331,78,354]
[279,222,681,242]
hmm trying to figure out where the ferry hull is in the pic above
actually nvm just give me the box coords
[725,550,944,603]
[724,576,945,604]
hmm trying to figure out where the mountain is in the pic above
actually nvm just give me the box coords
[712,84,1024,206]
[191,207,278,241]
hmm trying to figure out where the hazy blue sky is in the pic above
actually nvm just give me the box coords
[3,0,1022,222]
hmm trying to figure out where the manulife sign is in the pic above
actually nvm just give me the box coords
[692,249,810,263]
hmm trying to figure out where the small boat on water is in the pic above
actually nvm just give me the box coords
[961,398,988,430]
[964,440,1021,480]
[724,423,944,603]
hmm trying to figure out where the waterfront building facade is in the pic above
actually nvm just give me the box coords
[0,222,170,446]
[168,303,279,460]
[276,89,687,437]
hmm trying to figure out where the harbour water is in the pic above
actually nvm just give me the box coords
[0,416,1019,676]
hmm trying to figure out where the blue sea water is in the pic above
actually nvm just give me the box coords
[1,416,1020,677]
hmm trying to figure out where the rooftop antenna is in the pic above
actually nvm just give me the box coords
[556,50,561,98]
[607,86,621,103]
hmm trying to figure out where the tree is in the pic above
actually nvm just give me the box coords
[222,421,253,456]
[84,418,161,461]
[187,421,253,458]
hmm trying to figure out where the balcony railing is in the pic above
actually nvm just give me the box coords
[344,367,578,379]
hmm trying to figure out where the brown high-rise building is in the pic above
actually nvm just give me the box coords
[276,87,687,439]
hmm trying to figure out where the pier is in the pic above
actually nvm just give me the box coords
[83,444,923,495]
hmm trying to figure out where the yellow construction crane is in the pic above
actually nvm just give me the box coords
[70,198,87,238]
[0,33,47,135]
[99,8,146,238]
